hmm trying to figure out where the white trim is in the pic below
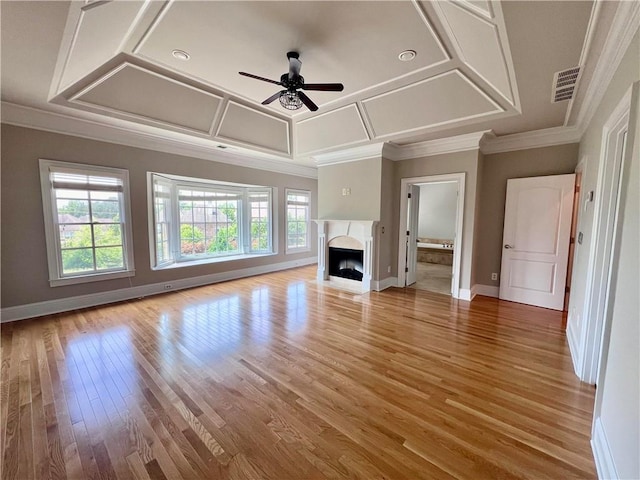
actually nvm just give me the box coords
[473,284,499,298]
[131,0,173,54]
[573,1,640,135]
[410,0,451,61]
[295,104,370,156]
[384,130,489,160]
[433,1,516,106]
[563,1,601,127]
[1,102,317,179]
[285,188,311,254]
[69,62,224,137]
[312,130,488,166]
[361,70,504,139]
[216,100,291,156]
[373,276,398,292]
[480,126,582,154]
[576,88,631,384]
[313,143,384,166]
[38,159,136,287]
[397,173,465,299]
[591,417,619,480]
[0,257,317,323]
[566,315,582,377]
[458,288,473,301]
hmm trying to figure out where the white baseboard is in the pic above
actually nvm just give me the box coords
[373,276,398,291]
[566,315,582,378]
[1,257,317,323]
[458,288,474,301]
[592,417,619,480]
[473,284,500,298]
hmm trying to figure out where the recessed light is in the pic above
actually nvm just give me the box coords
[172,49,190,61]
[398,50,416,62]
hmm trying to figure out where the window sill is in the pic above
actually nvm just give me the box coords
[50,269,135,287]
[153,252,277,270]
[286,247,311,255]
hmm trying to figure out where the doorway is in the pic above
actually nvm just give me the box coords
[398,173,465,298]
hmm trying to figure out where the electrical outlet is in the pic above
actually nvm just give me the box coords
[341,187,351,196]
[164,284,173,290]
[387,266,391,273]
[491,273,498,281]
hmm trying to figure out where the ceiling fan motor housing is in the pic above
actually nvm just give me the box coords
[280,73,304,90]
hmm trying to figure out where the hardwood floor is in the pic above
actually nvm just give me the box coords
[1,266,596,479]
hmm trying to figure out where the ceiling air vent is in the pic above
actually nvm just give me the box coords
[551,66,580,103]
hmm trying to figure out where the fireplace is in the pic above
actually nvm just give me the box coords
[329,247,364,281]
[314,220,377,293]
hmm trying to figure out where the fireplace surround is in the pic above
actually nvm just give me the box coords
[314,220,377,292]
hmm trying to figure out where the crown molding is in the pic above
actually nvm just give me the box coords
[572,1,640,134]
[480,125,581,155]
[312,142,385,166]
[384,130,490,160]
[1,102,317,178]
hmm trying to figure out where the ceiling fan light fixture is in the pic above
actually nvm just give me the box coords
[279,91,303,110]
[171,49,190,61]
[398,49,416,62]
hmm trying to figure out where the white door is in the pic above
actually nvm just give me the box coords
[405,185,420,286]
[499,174,575,310]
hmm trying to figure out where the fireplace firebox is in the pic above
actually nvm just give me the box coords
[329,247,364,282]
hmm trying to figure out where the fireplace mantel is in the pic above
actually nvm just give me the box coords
[314,220,378,292]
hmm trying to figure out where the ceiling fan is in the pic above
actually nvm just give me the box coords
[239,51,344,111]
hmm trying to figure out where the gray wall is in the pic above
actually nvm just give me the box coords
[597,82,639,480]
[377,157,396,280]
[395,149,480,291]
[573,29,639,479]
[1,125,317,308]
[317,158,381,220]
[417,182,458,240]
[475,143,579,287]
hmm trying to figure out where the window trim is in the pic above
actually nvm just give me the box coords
[285,188,311,254]
[148,173,277,269]
[39,159,135,287]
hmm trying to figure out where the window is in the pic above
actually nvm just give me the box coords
[286,189,310,253]
[39,160,135,286]
[149,173,274,268]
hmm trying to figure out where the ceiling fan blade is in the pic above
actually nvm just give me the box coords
[302,83,344,92]
[239,72,282,86]
[297,91,318,111]
[261,90,285,105]
[288,55,302,80]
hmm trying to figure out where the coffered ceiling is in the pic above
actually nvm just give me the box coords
[1,1,597,168]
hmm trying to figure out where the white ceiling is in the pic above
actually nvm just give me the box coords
[1,1,598,167]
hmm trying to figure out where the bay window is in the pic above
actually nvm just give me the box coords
[149,173,274,268]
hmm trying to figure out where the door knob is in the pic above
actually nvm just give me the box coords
[504,244,514,249]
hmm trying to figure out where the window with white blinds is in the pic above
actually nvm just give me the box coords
[39,160,135,286]
[149,173,274,268]
[286,189,310,253]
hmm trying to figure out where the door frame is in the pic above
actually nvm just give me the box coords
[397,173,465,298]
[575,87,631,384]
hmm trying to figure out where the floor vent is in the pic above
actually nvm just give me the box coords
[552,66,580,102]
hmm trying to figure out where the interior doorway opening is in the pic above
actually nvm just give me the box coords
[397,173,465,298]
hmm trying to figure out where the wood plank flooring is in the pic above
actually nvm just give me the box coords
[1,266,596,479]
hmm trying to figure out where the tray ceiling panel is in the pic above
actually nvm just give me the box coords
[296,104,369,154]
[433,1,513,104]
[135,1,448,114]
[362,70,502,137]
[59,1,148,92]
[464,1,493,19]
[217,102,290,155]
[72,63,221,134]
